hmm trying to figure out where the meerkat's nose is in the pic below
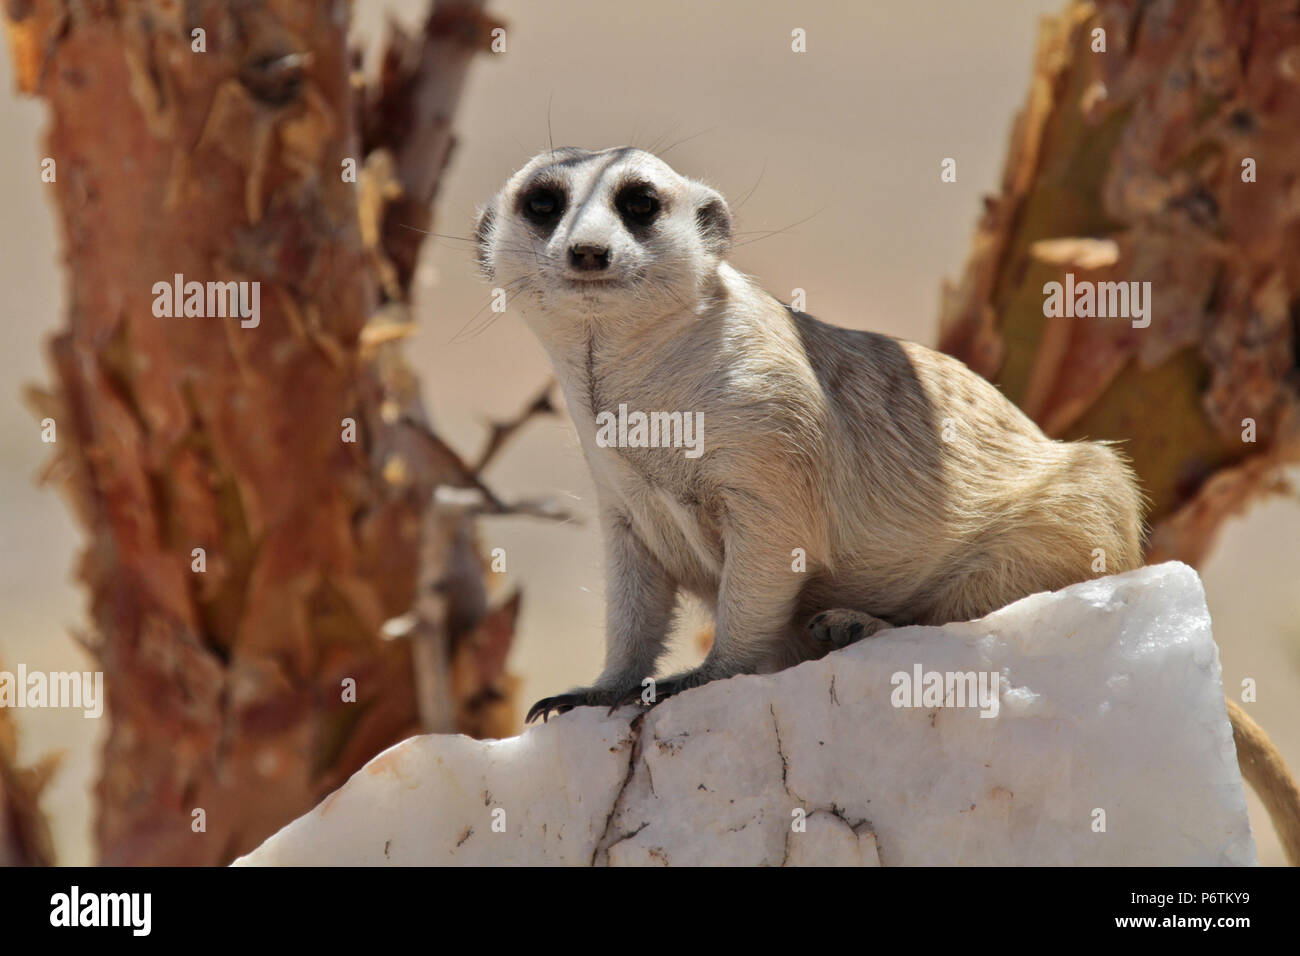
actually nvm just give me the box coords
[568,242,611,272]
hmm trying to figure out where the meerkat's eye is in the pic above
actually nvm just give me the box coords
[521,186,564,224]
[615,185,660,226]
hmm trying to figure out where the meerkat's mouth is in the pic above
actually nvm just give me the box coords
[560,275,626,290]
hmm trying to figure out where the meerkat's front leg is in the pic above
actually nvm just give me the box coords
[628,516,805,707]
[526,508,677,722]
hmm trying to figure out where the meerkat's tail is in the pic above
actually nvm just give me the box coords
[1227,699,1300,865]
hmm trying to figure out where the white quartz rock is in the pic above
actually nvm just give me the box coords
[236,561,1256,866]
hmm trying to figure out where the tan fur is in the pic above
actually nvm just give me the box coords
[1228,700,1300,865]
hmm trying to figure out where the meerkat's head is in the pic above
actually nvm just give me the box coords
[474,147,732,326]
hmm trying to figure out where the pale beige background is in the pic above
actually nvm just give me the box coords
[2,0,1296,866]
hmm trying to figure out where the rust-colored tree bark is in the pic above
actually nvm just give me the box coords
[6,0,513,864]
[939,0,1300,566]
[0,689,56,866]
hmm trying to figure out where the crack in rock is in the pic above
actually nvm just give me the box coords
[591,713,645,865]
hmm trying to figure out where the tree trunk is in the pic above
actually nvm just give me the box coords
[6,0,513,865]
[939,0,1300,566]
[0,688,56,866]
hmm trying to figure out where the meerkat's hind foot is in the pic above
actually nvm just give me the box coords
[526,686,627,724]
[807,609,893,649]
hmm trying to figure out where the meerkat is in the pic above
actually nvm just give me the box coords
[474,144,1144,721]
[473,145,1300,863]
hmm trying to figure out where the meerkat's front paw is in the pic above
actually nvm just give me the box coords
[608,666,718,712]
[526,685,632,723]
[807,609,893,649]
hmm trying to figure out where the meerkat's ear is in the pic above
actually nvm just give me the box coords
[694,187,732,258]
[473,201,497,280]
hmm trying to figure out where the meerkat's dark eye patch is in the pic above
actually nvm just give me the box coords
[614,182,661,229]
[519,184,566,230]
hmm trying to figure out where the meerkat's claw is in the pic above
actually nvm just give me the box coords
[525,690,595,723]
[808,609,893,649]
[604,685,640,713]
[527,686,632,723]
[525,695,573,723]
[605,693,636,715]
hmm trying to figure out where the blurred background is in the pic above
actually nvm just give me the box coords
[2,0,1296,865]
